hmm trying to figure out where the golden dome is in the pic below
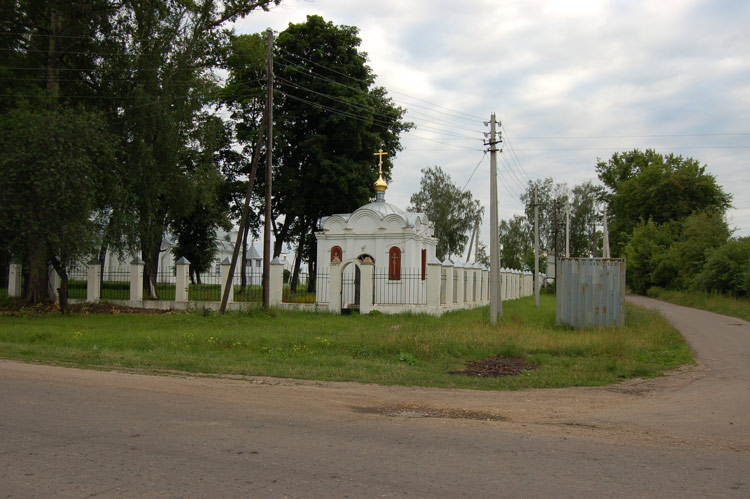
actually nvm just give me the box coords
[374,173,388,192]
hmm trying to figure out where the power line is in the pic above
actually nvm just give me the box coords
[276,46,484,122]
[461,151,487,191]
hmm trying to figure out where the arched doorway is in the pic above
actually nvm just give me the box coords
[341,254,375,311]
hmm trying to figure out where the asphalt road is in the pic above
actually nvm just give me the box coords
[1,296,749,498]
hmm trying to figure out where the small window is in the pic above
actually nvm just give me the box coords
[331,246,343,263]
[389,247,401,281]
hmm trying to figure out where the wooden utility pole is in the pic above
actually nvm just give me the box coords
[262,29,274,308]
[465,220,477,262]
[534,186,540,307]
[219,110,266,314]
[488,113,502,323]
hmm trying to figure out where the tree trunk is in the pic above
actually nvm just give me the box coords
[143,247,159,299]
[26,230,48,303]
[307,257,316,293]
[49,255,69,314]
[240,222,249,292]
[272,216,294,258]
[290,238,304,293]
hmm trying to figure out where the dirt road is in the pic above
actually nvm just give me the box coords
[1,296,748,497]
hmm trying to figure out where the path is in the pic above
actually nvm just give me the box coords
[1,296,749,497]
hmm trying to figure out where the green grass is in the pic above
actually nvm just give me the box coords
[0,295,694,390]
[647,287,750,322]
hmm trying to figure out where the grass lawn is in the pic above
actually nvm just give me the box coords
[0,295,694,390]
[647,287,750,323]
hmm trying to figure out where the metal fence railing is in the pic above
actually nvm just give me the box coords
[315,272,329,304]
[67,265,88,299]
[102,270,130,300]
[190,272,222,301]
[374,269,427,305]
[154,271,175,300]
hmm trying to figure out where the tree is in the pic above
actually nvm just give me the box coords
[0,103,116,311]
[569,181,605,257]
[409,166,483,261]
[498,215,532,270]
[264,15,412,275]
[596,149,732,256]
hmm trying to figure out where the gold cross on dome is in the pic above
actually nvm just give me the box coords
[374,148,387,174]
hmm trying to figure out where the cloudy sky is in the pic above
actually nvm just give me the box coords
[234,0,750,246]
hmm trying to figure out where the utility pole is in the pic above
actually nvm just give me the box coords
[553,199,559,284]
[565,202,570,258]
[262,29,274,308]
[219,110,266,314]
[465,219,477,263]
[602,206,610,258]
[487,113,502,323]
[534,186,540,307]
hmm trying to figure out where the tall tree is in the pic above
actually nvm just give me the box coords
[0,103,116,311]
[409,166,483,261]
[263,15,412,271]
[596,149,732,256]
[103,0,278,297]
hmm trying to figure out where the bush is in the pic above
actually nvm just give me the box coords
[695,237,750,296]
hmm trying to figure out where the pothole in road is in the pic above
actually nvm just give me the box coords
[354,405,507,421]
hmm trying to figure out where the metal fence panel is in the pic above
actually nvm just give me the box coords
[374,268,427,305]
[556,258,625,328]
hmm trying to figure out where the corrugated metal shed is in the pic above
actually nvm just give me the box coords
[556,258,626,328]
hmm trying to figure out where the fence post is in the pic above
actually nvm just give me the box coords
[175,257,190,302]
[86,260,101,302]
[8,260,22,297]
[442,261,453,307]
[130,257,144,302]
[269,257,283,306]
[329,260,342,314]
[359,259,374,314]
[220,257,234,304]
[455,263,465,307]
[426,258,442,311]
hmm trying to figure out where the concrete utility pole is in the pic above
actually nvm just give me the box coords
[262,29,274,308]
[553,199,559,284]
[603,206,610,258]
[534,186,540,307]
[565,202,570,258]
[488,113,502,323]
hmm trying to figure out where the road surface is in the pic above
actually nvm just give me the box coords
[1,296,748,497]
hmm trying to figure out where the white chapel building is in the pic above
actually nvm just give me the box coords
[315,152,445,312]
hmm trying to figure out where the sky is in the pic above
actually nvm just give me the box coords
[233,0,750,248]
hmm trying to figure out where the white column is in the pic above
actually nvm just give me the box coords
[8,261,22,297]
[175,257,190,302]
[442,262,454,307]
[359,261,374,314]
[269,257,283,306]
[456,264,466,306]
[426,260,442,310]
[86,260,101,302]
[130,257,144,302]
[220,257,234,304]
[329,261,342,314]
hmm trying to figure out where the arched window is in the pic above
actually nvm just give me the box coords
[330,246,343,263]
[388,247,401,281]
